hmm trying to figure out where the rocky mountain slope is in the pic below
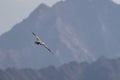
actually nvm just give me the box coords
[0,57,120,80]
[0,0,120,68]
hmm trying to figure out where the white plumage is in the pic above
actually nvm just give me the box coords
[32,32,51,53]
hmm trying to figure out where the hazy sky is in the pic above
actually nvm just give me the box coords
[0,0,60,35]
[0,0,120,35]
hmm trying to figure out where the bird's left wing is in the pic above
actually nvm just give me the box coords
[32,32,42,41]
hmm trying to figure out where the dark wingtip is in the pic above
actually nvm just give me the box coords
[32,32,35,35]
[48,49,52,53]
[48,49,51,52]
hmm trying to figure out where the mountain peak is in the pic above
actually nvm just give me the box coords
[38,3,50,9]
[29,3,50,18]
[0,0,120,69]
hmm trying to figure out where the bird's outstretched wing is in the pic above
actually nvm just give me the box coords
[32,32,42,41]
[32,32,52,53]
[42,42,51,53]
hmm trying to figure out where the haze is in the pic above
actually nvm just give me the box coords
[0,0,60,35]
[0,0,120,36]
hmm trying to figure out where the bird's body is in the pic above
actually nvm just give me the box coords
[32,32,51,53]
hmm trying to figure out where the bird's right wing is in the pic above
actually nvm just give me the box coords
[32,32,42,41]
[42,42,51,53]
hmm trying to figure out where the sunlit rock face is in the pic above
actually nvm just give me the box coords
[0,0,120,69]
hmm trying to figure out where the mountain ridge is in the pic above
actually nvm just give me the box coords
[0,57,120,80]
[0,0,120,69]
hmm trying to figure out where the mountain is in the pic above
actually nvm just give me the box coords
[0,57,120,80]
[80,57,120,80]
[0,0,120,68]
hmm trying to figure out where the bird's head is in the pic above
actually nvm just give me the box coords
[34,41,40,45]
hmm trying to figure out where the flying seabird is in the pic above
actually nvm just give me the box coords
[32,32,51,53]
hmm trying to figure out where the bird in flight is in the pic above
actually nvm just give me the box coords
[32,32,52,53]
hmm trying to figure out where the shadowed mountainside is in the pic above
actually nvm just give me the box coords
[0,0,120,68]
[0,57,120,80]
